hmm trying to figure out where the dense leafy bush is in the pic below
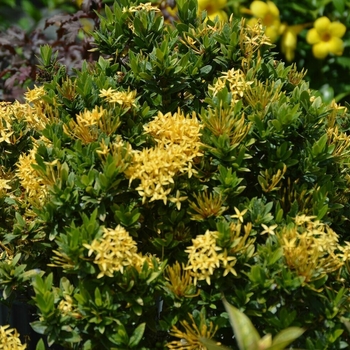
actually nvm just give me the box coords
[1,0,350,349]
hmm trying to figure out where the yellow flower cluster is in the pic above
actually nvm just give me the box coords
[0,325,26,350]
[16,146,48,203]
[280,215,349,283]
[64,105,122,143]
[57,295,82,319]
[0,102,14,144]
[24,85,46,103]
[185,230,236,285]
[125,109,203,204]
[122,2,160,13]
[84,225,149,278]
[1,86,56,137]
[209,68,253,102]
[99,88,137,109]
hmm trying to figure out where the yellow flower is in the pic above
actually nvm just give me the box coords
[248,1,281,43]
[261,223,278,235]
[231,207,248,223]
[0,179,11,192]
[24,85,46,104]
[281,24,306,62]
[197,0,228,22]
[99,88,137,109]
[306,16,346,59]
[84,225,146,278]
[0,325,26,350]
[123,2,160,13]
[185,230,222,285]
[125,109,203,205]
[169,190,188,210]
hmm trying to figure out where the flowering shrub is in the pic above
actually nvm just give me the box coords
[1,0,350,349]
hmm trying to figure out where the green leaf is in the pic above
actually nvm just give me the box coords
[333,0,345,14]
[129,323,146,347]
[223,298,260,350]
[35,339,46,350]
[31,321,48,335]
[268,327,305,350]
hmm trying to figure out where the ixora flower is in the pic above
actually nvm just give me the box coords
[306,17,346,59]
[247,1,281,43]
[0,325,26,350]
[197,0,228,22]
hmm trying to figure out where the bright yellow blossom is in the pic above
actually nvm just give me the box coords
[306,17,346,59]
[125,109,203,204]
[84,225,147,278]
[231,207,248,223]
[261,223,278,235]
[197,0,228,22]
[248,1,281,43]
[185,230,237,285]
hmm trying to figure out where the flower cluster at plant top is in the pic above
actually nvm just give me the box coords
[209,68,253,102]
[0,325,26,350]
[84,225,157,278]
[124,109,203,204]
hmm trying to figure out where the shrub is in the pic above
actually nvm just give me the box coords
[1,0,350,349]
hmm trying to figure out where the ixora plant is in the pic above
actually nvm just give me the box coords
[1,0,350,349]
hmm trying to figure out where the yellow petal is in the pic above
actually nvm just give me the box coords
[327,36,344,55]
[247,17,259,27]
[314,16,331,34]
[306,28,321,44]
[284,47,295,62]
[312,42,329,59]
[266,1,279,17]
[208,10,228,22]
[198,0,226,13]
[329,22,346,38]
[282,29,297,49]
[250,1,269,18]
[265,26,280,43]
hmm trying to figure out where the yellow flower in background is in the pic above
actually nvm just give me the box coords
[281,24,306,62]
[306,16,346,59]
[0,325,26,350]
[248,1,281,43]
[197,0,228,22]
